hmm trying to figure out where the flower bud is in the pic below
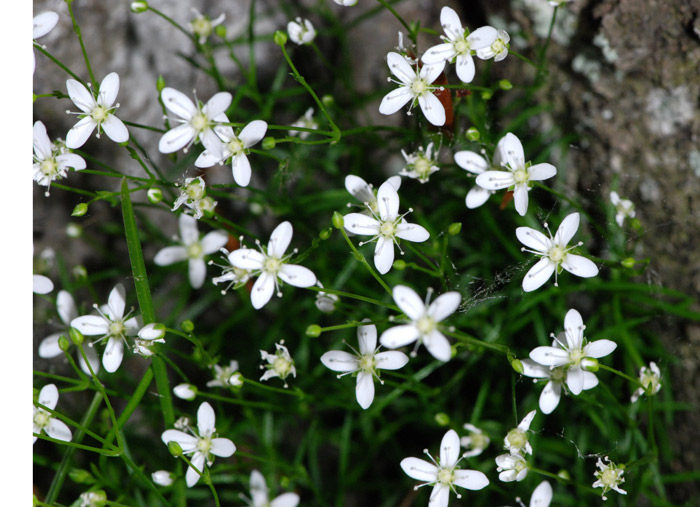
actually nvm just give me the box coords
[262,136,276,150]
[466,127,480,141]
[167,441,183,457]
[147,187,163,204]
[273,30,288,46]
[319,228,332,240]
[70,327,84,345]
[557,469,571,481]
[66,223,83,238]
[152,470,174,486]
[72,265,88,280]
[58,335,71,352]
[156,75,166,93]
[447,222,462,235]
[621,257,636,269]
[228,372,244,388]
[181,320,194,333]
[215,24,227,38]
[481,90,493,100]
[138,322,166,340]
[72,203,88,217]
[499,79,513,90]
[510,358,524,374]
[305,324,322,337]
[173,383,197,401]
[130,1,149,13]
[332,211,344,229]
[321,95,335,107]
[68,468,94,484]
[434,412,450,426]
[33,94,38,103]
[392,259,406,270]
[583,358,600,372]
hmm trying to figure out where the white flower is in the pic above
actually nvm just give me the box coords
[610,191,636,227]
[33,121,87,196]
[549,0,572,6]
[421,7,497,83]
[65,73,129,148]
[173,384,197,401]
[189,9,225,45]
[400,429,489,507]
[33,274,54,294]
[321,321,409,409]
[475,133,557,216]
[133,323,166,357]
[503,410,536,456]
[207,360,243,388]
[460,423,490,458]
[79,490,107,507]
[314,281,339,313]
[246,470,300,507]
[344,174,401,216]
[379,52,447,126]
[38,290,100,375]
[260,342,296,387]
[476,29,510,62]
[400,142,440,183]
[33,11,59,72]
[289,107,319,139]
[517,212,599,291]
[520,358,598,414]
[152,470,175,487]
[71,283,140,373]
[161,401,236,487]
[154,214,228,289]
[158,87,231,154]
[529,309,617,395]
[454,148,499,209]
[172,177,214,219]
[287,18,316,45]
[211,248,252,294]
[34,384,72,444]
[525,480,553,507]
[343,180,429,274]
[229,221,317,309]
[380,285,460,362]
[630,361,662,402]
[592,457,626,500]
[333,0,358,6]
[496,452,529,482]
[195,120,268,187]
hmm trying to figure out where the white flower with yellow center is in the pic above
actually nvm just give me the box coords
[380,285,461,362]
[189,9,225,45]
[154,214,228,289]
[422,7,498,83]
[400,142,440,183]
[158,87,231,154]
[516,212,599,291]
[246,469,300,507]
[343,180,429,275]
[33,384,72,444]
[229,221,317,309]
[630,361,662,402]
[321,321,409,409]
[260,342,297,387]
[207,360,243,388]
[161,402,236,487]
[610,191,636,227]
[592,457,626,500]
[476,29,511,62]
[460,423,490,458]
[496,452,529,482]
[379,52,447,126]
[65,72,129,149]
[287,17,316,45]
[33,121,86,196]
[401,429,489,507]
[503,410,536,456]
[172,177,213,219]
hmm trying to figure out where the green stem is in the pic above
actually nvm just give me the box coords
[305,285,399,311]
[376,0,412,37]
[33,45,82,81]
[443,329,512,356]
[339,227,392,296]
[508,50,540,69]
[66,1,97,88]
[243,378,306,397]
[597,363,645,389]
[147,6,195,41]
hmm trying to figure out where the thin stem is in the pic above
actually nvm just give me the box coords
[339,228,393,296]
[147,6,195,42]
[66,1,97,88]
[375,0,412,37]
[33,45,82,81]
[306,285,399,311]
[597,363,646,389]
[242,378,305,397]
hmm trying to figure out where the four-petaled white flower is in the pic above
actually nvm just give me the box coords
[454,147,501,209]
[65,72,129,149]
[380,285,460,362]
[520,357,599,414]
[195,120,268,187]
[321,321,409,409]
[154,214,228,289]
[71,283,140,373]
[592,457,626,500]
[207,360,243,389]
[460,423,490,458]
[476,29,511,62]
[260,342,296,387]
[172,177,214,219]
[630,361,662,402]
[400,429,489,507]
[289,107,319,139]
[287,17,316,45]
[379,52,447,127]
[421,7,497,83]
[496,452,529,482]
[610,191,636,227]
[517,212,599,291]
[33,11,59,72]
[475,133,557,216]
[189,9,225,45]
[400,142,440,183]
[33,121,86,196]
[161,401,236,487]
[33,384,72,444]
[529,309,617,395]
[158,87,232,154]
[343,180,429,274]
[503,410,536,456]
[344,174,401,217]
[246,469,300,507]
[229,221,317,309]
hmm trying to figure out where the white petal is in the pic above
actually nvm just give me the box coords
[567,366,585,395]
[466,186,491,208]
[530,480,553,507]
[564,308,583,335]
[270,493,300,507]
[513,185,529,216]
[161,88,196,119]
[373,237,395,275]
[38,334,62,358]
[186,452,205,487]
[343,213,379,235]
[79,342,101,375]
[188,259,206,289]
[211,437,236,457]
[500,133,525,170]
[98,72,120,107]
[418,93,446,126]
[239,120,267,147]
[33,11,59,39]
[39,384,59,410]
[344,175,373,203]
[529,163,557,181]
[34,275,54,294]
[400,457,437,482]
[453,469,489,490]
[56,153,86,171]
[33,121,53,160]
[476,170,515,190]
[154,246,188,266]
[46,418,72,442]
[539,381,561,414]
[278,264,316,288]
[420,60,446,84]
[386,175,402,191]
[356,371,375,409]
[250,470,269,506]
[440,6,463,40]
[386,52,416,84]
[251,273,275,309]
[268,221,293,258]
[454,151,488,174]
[554,212,580,246]
[520,359,550,379]
[378,87,413,116]
[467,26,499,50]
[376,180,400,221]
[529,346,569,367]
[66,79,96,113]
[66,117,96,149]
[439,429,461,466]
[516,227,550,253]
[455,53,476,83]
[197,401,216,436]
[178,214,199,245]
[232,154,252,187]
[229,249,265,270]
[201,230,228,254]
[375,351,409,370]
[357,322,377,354]
[380,324,419,348]
[395,222,430,242]
[161,429,198,451]
[522,258,555,292]
[582,371,599,390]
[102,337,124,373]
[158,124,195,154]
[107,283,126,320]
[428,291,461,322]
[518,410,537,431]
[55,291,77,325]
[203,92,233,118]
[70,315,109,336]
[585,339,617,358]
[422,42,455,65]
[101,115,129,143]
[392,285,425,320]
[424,330,452,362]
[195,149,223,168]
[428,484,450,507]
[320,351,358,372]
[562,254,599,278]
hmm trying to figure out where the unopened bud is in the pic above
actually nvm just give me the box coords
[448,222,462,235]
[306,324,322,338]
[66,223,83,238]
[511,359,524,374]
[499,79,513,90]
[583,358,600,372]
[434,412,450,426]
[466,127,480,141]
[70,327,84,345]
[481,90,493,100]
[181,320,194,333]
[167,441,183,457]
[58,335,71,352]
[621,257,636,269]
[72,203,88,217]
[393,259,406,270]
[72,265,87,280]
[68,468,94,484]
[557,469,571,481]
[273,30,288,46]
[156,75,166,93]
[173,383,197,401]
[147,187,163,204]
[130,1,149,13]
[321,95,334,107]
[262,136,276,150]
[332,211,344,229]
[152,470,174,486]
[228,372,244,388]
[319,228,332,240]
[215,24,227,38]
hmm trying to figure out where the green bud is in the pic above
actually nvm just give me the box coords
[321,94,335,107]
[228,372,244,389]
[273,30,288,46]
[557,469,571,481]
[181,320,195,333]
[167,441,183,457]
[447,222,462,235]
[68,468,94,484]
[511,358,524,374]
[481,90,493,100]
[393,259,406,270]
[466,127,480,141]
[499,79,513,90]
[33,94,38,103]
[58,335,71,352]
[319,228,332,240]
[130,1,149,13]
[280,476,291,489]
[621,257,636,269]
[306,324,322,338]
[332,211,344,229]
[72,265,88,280]
[156,75,166,93]
[262,136,276,150]
[147,187,163,204]
[72,203,88,217]
[434,412,450,426]
[201,467,212,485]
[583,358,599,372]
[215,24,227,38]
[70,327,84,345]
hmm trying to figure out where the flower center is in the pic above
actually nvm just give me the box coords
[191,18,212,38]
[470,432,489,449]
[513,168,529,185]
[358,354,376,373]
[196,436,212,455]
[410,78,429,97]
[492,39,505,53]
[263,257,282,274]
[34,409,51,430]
[190,112,209,133]
[453,38,470,55]
[273,356,293,378]
[569,348,585,366]
[551,366,566,383]
[109,320,125,337]
[547,245,567,264]
[601,469,619,487]
[413,157,432,178]
[506,428,528,451]
[416,315,436,336]
[91,105,109,124]
[187,242,204,259]
[40,159,59,177]
[436,467,454,486]
[379,220,397,238]
[186,183,205,201]
[227,137,245,156]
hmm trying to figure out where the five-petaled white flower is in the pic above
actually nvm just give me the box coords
[460,423,490,458]
[496,452,529,482]
[287,17,316,45]
[158,87,231,154]
[343,180,429,275]
[379,52,447,127]
[246,469,300,507]
[630,361,662,402]
[195,120,268,187]
[65,72,129,149]
[189,9,225,45]
[520,357,598,414]
[33,11,59,72]
[172,177,215,219]
[610,191,636,227]
[161,401,236,487]
[400,142,440,183]
[344,174,401,217]
[503,410,536,456]
[517,212,599,291]
[229,221,317,309]
[34,384,72,444]
[380,285,460,362]
[592,457,626,500]
[154,214,228,289]
[207,360,243,389]
[421,7,497,83]
[475,133,557,216]
[454,148,499,209]
[321,321,409,409]
[33,121,86,196]
[529,309,617,395]
[71,283,140,373]
[476,29,510,62]
[289,107,319,139]
[400,429,489,507]
[260,342,296,387]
